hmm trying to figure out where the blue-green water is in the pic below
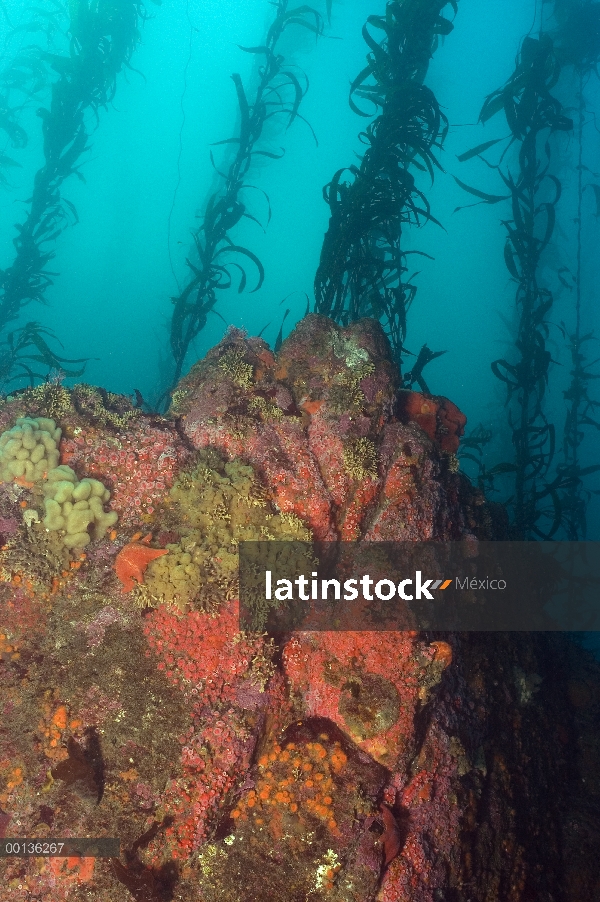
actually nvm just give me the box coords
[0,0,598,543]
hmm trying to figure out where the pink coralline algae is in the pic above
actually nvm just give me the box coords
[282,631,448,770]
[0,515,19,538]
[76,684,123,731]
[76,605,125,648]
[377,718,462,902]
[59,422,189,527]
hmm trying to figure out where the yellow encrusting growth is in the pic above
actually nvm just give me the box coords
[143,451,312,612]
[342,437,378,481]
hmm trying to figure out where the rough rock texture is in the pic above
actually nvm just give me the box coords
[0,315,598,902]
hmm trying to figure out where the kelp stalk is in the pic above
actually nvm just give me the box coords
[464,35,572,538]
[552,0,600,538]
[168,0,329,388]
[314,0,457,368]
[0,0,152,384]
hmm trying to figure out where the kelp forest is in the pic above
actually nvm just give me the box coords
[0,0,150,380]
[2,3,600,900]
[1,0,597,540]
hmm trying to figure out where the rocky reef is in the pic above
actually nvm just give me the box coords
[0,315,598,901]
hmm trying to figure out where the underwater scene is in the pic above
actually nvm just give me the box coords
[0,0,600,899]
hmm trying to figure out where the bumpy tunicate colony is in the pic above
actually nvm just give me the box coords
[0,416,60,482]
[0,416,117,549]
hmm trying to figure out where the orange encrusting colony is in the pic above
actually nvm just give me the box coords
[230,735,348,837]
[0,631,20,662]
[48,856,95,883]
[36,695,80,763]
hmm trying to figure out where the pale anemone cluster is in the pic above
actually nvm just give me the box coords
[0,416,117,550]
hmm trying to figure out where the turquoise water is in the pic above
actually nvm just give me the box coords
[0,0,598,539]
